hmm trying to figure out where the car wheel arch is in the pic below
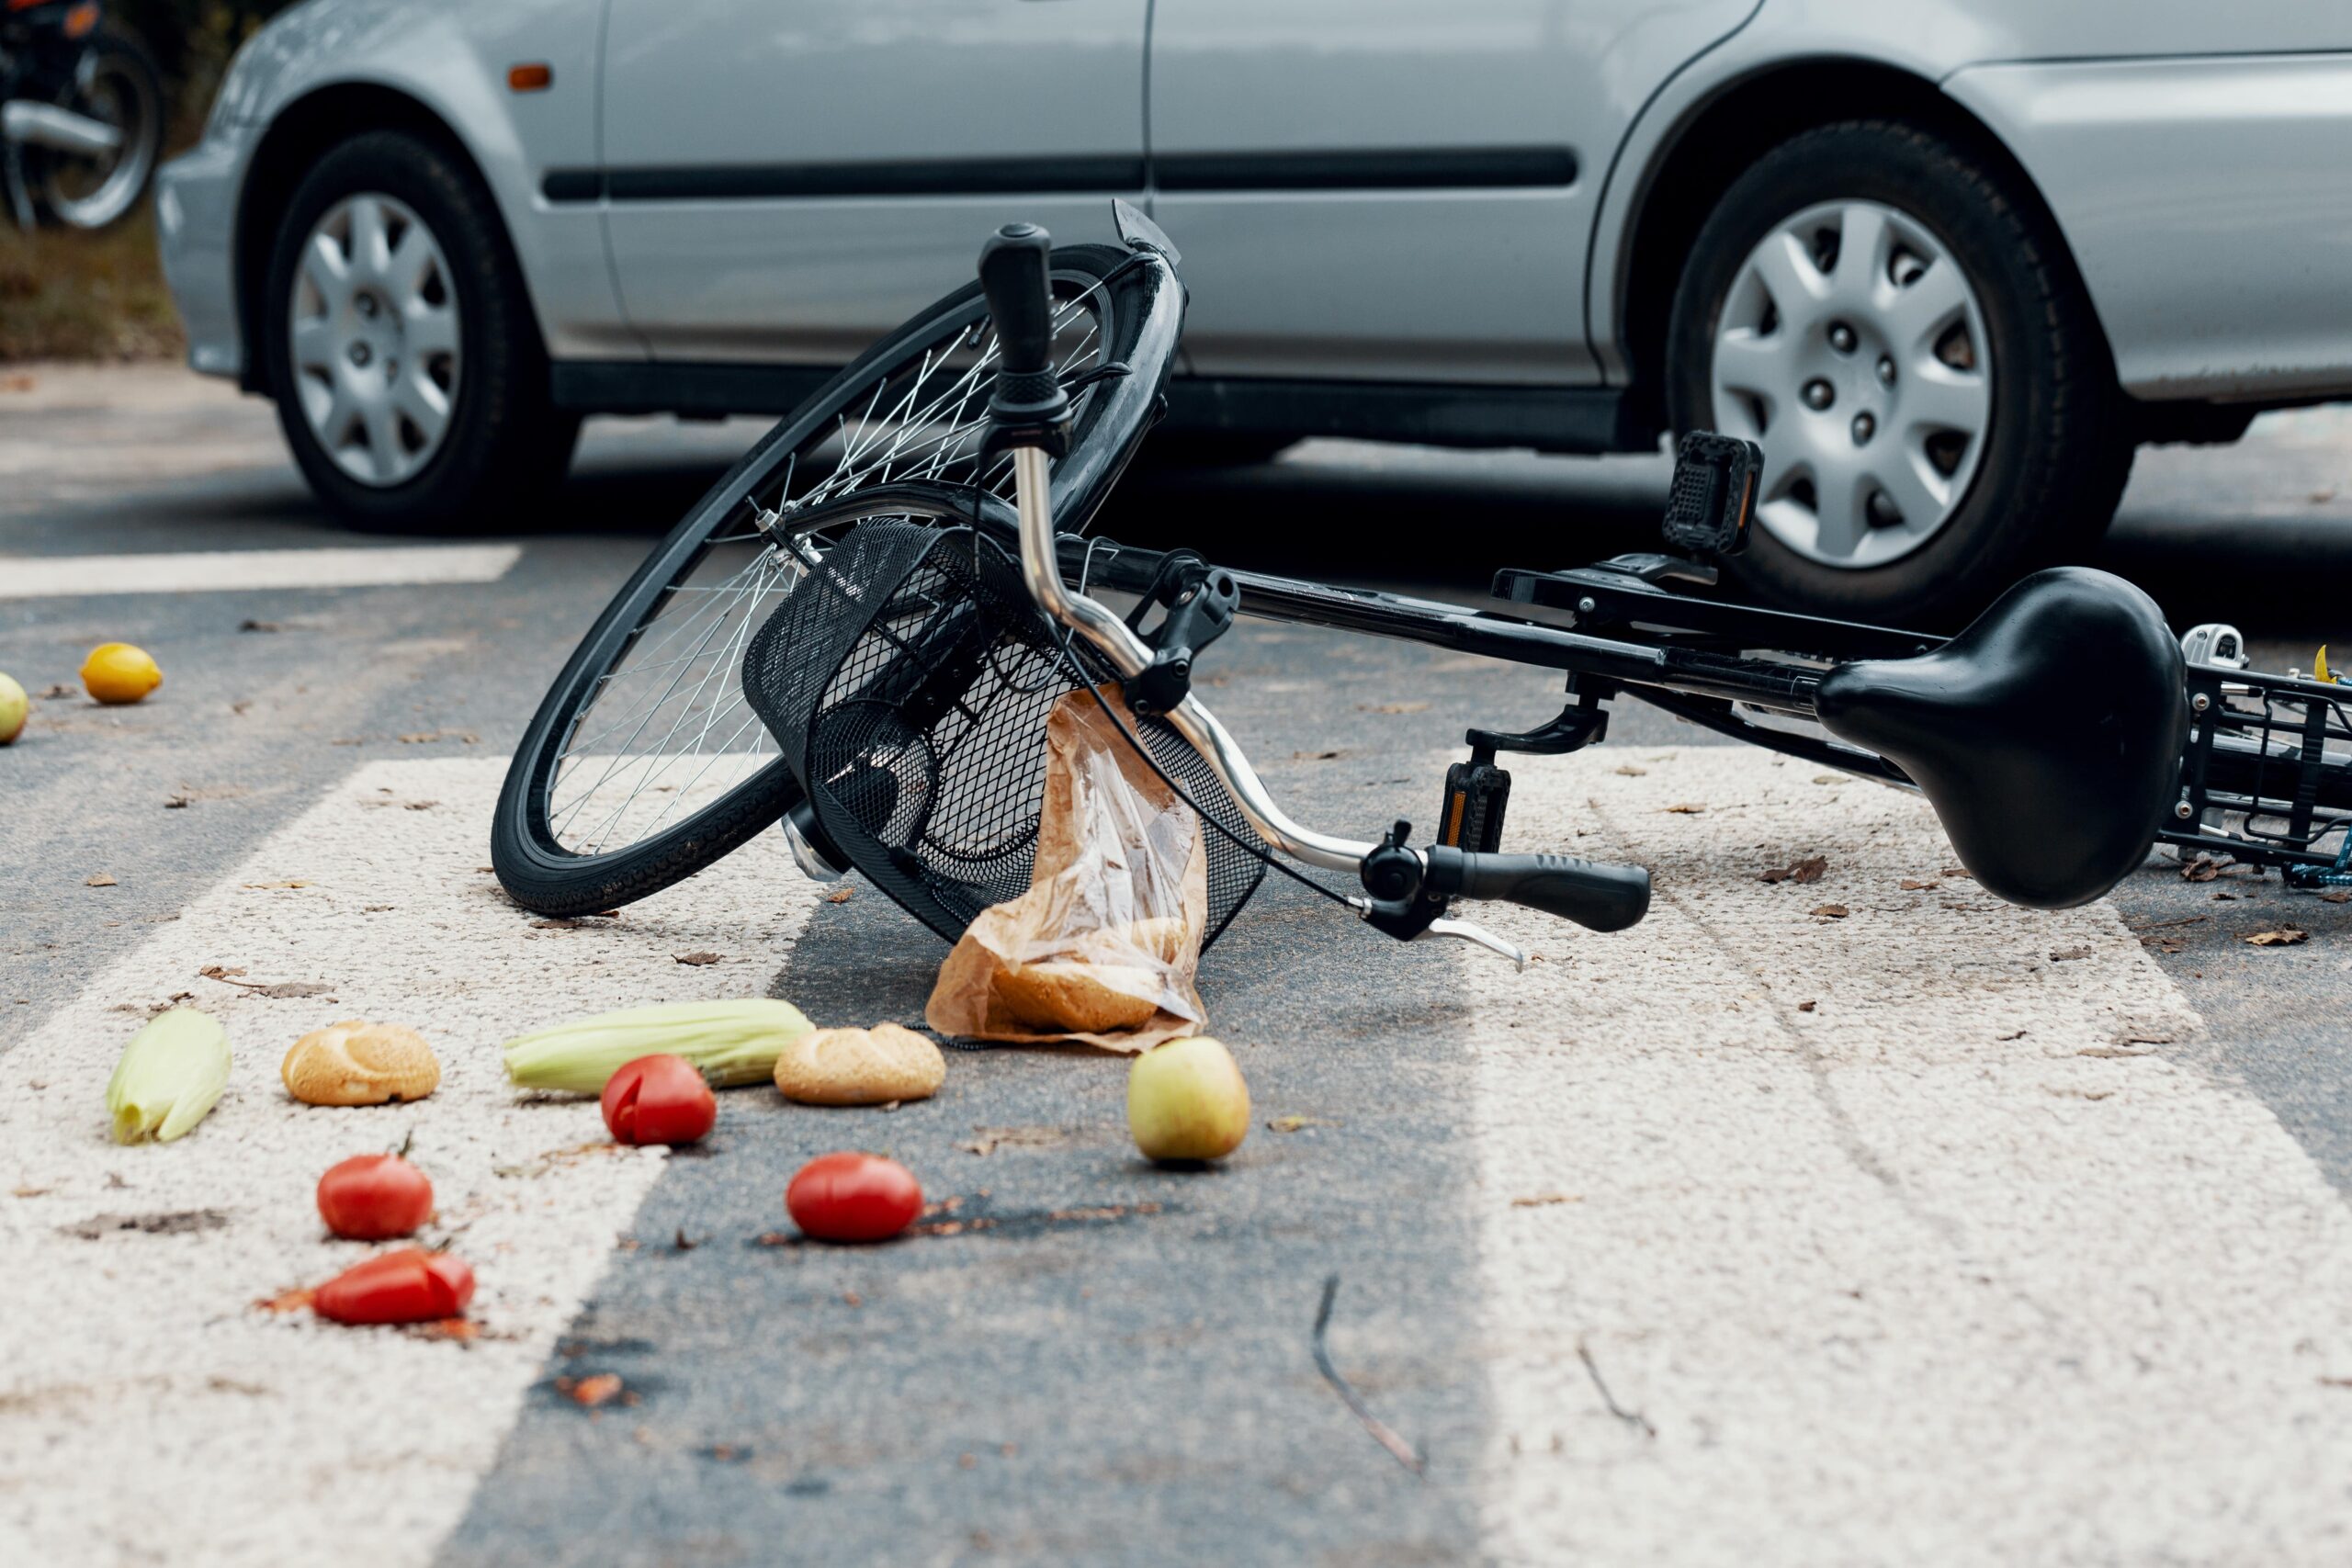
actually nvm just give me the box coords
[232,84,518,396]
[1608,56,2111,435]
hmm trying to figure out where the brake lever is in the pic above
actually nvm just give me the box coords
[1419,918,1531,971]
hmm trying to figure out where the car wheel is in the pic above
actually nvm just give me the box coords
[1666,120,2132,626]
[262,130,578,531]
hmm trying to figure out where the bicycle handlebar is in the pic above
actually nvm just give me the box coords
[981,221,1651,960]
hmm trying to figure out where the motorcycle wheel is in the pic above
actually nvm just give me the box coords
[30,25,164,231]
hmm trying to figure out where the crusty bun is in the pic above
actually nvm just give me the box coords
[774,1022,945,1106]
[282,1020,441,1106]
[995,961,1161,1033]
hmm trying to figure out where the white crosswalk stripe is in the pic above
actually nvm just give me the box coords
[0,545,522,599]
[1471,748,2352,1563]
[0,760,820,1568]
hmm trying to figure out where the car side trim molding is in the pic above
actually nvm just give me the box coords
[1155,146,1576,192]
[540,147,1577,204]
[551,361,1645,454]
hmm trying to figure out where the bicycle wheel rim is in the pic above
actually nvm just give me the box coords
[492,244,1179,915]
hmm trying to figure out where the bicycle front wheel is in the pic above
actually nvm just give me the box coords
[492,243,1181,916]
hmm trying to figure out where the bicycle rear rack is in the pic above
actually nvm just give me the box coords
[2170,664,2352,885]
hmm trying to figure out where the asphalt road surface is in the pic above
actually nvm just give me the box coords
[5,364,2352,1565]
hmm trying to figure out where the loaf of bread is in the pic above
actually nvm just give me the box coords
[282,1020,441,1106]
[774,1022,945,1106]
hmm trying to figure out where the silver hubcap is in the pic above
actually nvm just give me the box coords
[1709,199,1992,569]
[288,194,461,488]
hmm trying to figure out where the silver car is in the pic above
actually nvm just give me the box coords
[157,0,2352,621]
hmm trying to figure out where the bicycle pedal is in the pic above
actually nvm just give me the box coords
[1663,432,1761,559]
[1439,758,1511,853]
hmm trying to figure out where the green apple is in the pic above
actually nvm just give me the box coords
[1127,1035,1250,1163]
[0,672,25,746]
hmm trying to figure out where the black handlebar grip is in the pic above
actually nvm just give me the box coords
[1424,846,1652,932]
[978,222,1055,375]
[977,221,1069,431]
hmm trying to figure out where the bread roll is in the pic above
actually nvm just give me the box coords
[995,961,1161,1033]
[774,1022,945,1106]
[282,1020,441,1106]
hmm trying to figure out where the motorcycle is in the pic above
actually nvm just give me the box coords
[1,0,162,231]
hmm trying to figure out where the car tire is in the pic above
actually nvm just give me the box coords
[1666,119,2133,627]
[261,130,578,532]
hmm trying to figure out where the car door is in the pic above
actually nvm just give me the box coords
[599,0,1148,365]
[1147,0,1755,386]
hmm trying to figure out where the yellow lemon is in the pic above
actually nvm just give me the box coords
[81,643,163,705]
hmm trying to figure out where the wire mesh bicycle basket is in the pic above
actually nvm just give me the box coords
[741,500,1268,946]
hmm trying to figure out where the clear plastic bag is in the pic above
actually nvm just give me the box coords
[925,686,1209,1050]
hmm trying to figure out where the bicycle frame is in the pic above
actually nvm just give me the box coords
[920,210,2345,959]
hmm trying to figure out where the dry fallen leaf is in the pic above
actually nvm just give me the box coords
[1291,749,1344,761]
[1614,765,1647,777]
[1811,774,1842,784]
[2050,946,2093,962]
[1662,803,1706,815]
[823,886,855,904]
[1811,904,1849,919]
[1761,855,1826,885]
[560,1373,625,1408]
[242,880,311,891]
[2182,853,2225,883]
[2324,890,2351,905]
[1266,1114,1336,1134]
[673,951,723,966]
[163,795,191,810]
[2245,928,2310,947]
[1899,878,1940,892]
[2213,891,2241,901]
[1510,1192,1581,1208]
[197,965,246,981]
[1940,867,1973,880]
[408,1317,480,1343]
[85,873,117,887]
[1796,1000,1817,1013]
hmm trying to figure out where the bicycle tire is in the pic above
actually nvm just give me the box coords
[492,242,1181,917]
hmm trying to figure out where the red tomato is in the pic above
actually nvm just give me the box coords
[601,1054,717,1145]
[786,1151,922,1243]
[316,1153,434,1241]
[312,1247,476,1325]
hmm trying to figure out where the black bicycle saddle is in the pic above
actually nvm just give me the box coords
[1812,567,2188,909]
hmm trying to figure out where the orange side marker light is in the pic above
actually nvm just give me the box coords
[508,63,554,93]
